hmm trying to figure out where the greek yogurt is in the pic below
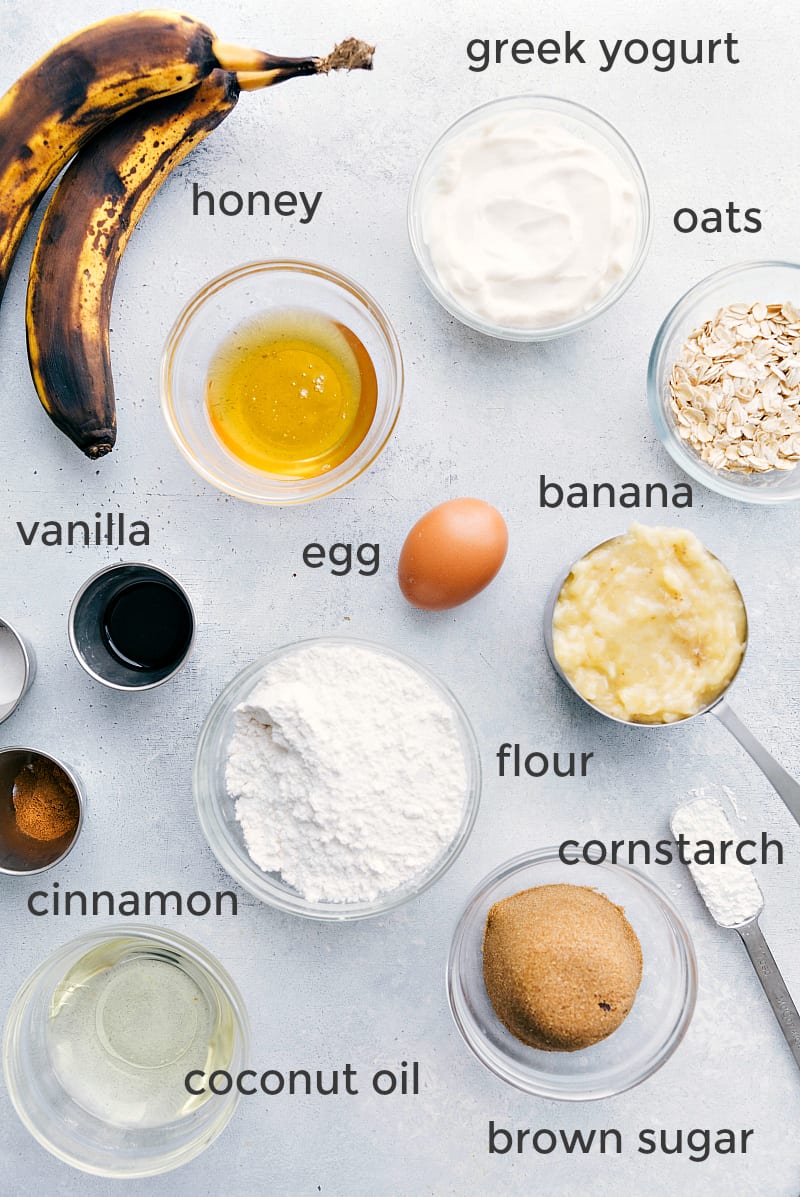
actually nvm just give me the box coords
[420,106,640,330]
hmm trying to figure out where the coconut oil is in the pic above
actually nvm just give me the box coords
[46,936,235,1128]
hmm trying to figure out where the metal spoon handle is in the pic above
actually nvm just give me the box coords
[736,919,800,1069]
[711,699,800,828]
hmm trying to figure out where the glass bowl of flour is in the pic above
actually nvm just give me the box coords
[194,638,481,920]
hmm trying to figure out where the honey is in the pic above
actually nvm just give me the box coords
[205,309,378,477]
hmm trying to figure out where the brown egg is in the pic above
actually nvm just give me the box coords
[398,498,508,610]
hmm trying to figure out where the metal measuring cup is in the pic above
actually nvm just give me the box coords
[543,535,800,827]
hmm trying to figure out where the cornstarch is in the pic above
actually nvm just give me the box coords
[226,642,469,903]
[671,796,762,927]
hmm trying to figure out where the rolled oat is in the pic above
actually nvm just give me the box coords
[668,302,800,473]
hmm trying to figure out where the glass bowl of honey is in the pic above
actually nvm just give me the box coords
[161,261,404,504]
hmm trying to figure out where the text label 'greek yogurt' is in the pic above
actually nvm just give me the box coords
[303,542,380,576]
[191,183,322,224]
[466,34,740,73]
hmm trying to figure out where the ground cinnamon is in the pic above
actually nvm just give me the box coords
[12,758,80,842]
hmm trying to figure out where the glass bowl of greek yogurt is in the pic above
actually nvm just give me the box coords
[408,95,651,341]
[194,637,481,921]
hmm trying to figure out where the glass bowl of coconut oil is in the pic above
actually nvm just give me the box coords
[3,926,249,1178]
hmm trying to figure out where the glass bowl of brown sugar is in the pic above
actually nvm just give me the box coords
[0,748,84,875]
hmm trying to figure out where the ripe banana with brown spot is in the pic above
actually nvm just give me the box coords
[25,39,374,458]
[26,70,240,456]
[0,9,334,305]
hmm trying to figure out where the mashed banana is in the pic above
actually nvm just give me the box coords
[553,524,747,724]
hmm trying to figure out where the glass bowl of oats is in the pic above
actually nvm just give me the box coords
[648,261,800,503]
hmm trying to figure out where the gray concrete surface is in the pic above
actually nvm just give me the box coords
[1,1,798,1193]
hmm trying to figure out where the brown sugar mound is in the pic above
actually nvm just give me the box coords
[482,883,643,1052]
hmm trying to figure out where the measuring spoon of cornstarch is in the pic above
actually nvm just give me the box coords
[671,796,800,1071]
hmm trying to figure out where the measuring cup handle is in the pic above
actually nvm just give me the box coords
[737,920,800,1070]
[711,700,800,829]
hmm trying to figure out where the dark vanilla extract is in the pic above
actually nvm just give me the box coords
[102,581,192,671]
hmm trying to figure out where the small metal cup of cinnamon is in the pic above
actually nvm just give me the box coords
[0,747,83,874]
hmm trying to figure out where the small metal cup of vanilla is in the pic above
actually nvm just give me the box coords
[69,562,195,691]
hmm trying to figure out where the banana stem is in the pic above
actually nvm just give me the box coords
[235,70,292,92]
[215,37,374,81]
[318,38,375,73]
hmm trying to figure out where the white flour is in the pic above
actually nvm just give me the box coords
[671,796,763,927]
[226,643,469,903]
